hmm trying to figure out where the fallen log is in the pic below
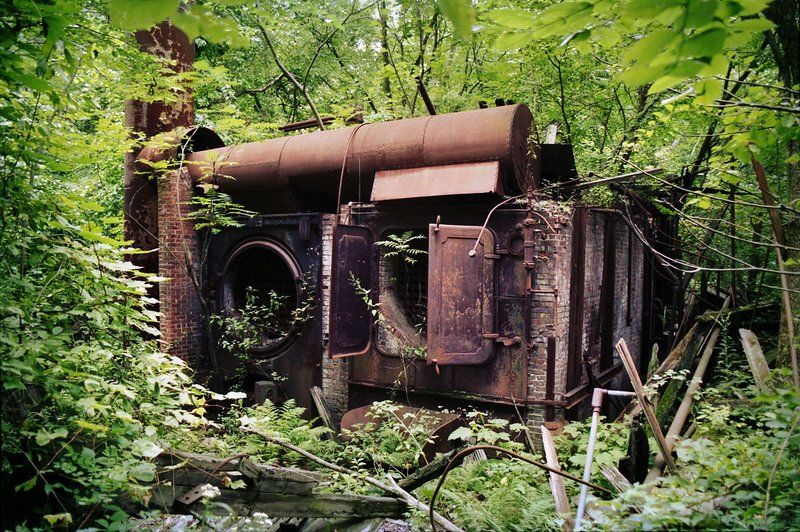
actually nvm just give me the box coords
[150,450,407,520]
[245,427,464,532]
[155,450,321,496]
[397,450,455,492]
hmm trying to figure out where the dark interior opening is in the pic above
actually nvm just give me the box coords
[225,245,299,351]
[391,239,428,334]
[377,231,428,356]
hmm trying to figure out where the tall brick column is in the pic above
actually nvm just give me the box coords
[157,168,204,368]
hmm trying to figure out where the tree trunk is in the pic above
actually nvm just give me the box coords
[766,0,800,368]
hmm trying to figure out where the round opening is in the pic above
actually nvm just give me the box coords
[220,240,302,355]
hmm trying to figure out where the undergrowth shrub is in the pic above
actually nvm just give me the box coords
[417,453,559,531]
[0,197,209,528]
[170,399,336,467]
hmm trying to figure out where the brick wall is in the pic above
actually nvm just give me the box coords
[525,201,573,429]
[572,210,645,418]
[157,168,204,369]
[525,207,647,426]
[320,213,349,424]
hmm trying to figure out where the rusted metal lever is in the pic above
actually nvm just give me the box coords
[482,333,522,346]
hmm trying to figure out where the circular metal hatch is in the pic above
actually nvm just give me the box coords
[219,239,303,356]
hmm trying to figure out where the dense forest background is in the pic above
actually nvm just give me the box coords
[1,0,799,530]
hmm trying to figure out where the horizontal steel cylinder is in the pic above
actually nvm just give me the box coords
[186,104,538,204]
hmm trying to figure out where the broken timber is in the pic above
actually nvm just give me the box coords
[151,450,406,519]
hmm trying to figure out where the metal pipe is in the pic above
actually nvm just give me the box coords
[574,388,604,530]
[186,104,538,205]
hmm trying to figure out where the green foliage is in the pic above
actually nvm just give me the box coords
[187,186,256,234]
[417,452,559,531]
[173,398,335,467]
[375,231,427,266]
[556,416,634,493]
[448,410,527,449]
[446,0,775,98]
[349,272,384,323]
[0,188,210,525]
[339,401,435,474]
[211,282,315,389]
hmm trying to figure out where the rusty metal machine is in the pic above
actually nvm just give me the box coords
[186,103,657,423]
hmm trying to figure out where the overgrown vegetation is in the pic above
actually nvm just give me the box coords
[2,0,799,529]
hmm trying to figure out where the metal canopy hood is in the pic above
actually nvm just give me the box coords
[186,104,539,207]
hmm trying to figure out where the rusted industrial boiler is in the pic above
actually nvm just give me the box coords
[170,103,664,426]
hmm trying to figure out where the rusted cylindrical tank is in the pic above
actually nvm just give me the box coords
[186,104,538,204]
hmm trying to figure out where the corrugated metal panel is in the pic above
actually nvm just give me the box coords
[329,225,373,358]
[427,224,496,366]
[370,161,501,202]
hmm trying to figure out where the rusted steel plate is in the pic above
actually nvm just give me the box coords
[329,225,373,358]
[427,224,496,366]
[370,161,501,202]
[186,105,538,206]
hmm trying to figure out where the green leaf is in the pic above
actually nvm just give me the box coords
[15,477,37,493]
[438,0,476,40]
[132,438,163,458]
[683,28,727,58]
[14,73,51,93]
[34,427,68,446]
[730,17,775,33]
[622,0,682,19]
[448,426,475,441]
[622,30,678,66]
[693,78,723,105]
[485,9,538,30]
[108,0,180,31]
[75,419,108,432]
[43,513,72,526]
[494,31,536,51]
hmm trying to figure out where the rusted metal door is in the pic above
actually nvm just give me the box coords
[427,224,496,365]
[329,225,374,357]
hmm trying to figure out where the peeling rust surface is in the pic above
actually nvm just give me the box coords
[124,22,195,277]
[426,224,496,366]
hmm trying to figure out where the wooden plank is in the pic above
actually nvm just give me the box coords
[540,426,571,519]
[615,323,700,423]
[218,493,406,519]
[616,338,677,475]
[155,451,321,495]
[739,328,771,392]
[310,386,336,439]
[657,298,731,425]
[150,488,407,519]
[599,465,632,493]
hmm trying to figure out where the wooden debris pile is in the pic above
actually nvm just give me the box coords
[150,450,406,521]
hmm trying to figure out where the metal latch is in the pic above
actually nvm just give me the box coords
[482,333,522,346]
